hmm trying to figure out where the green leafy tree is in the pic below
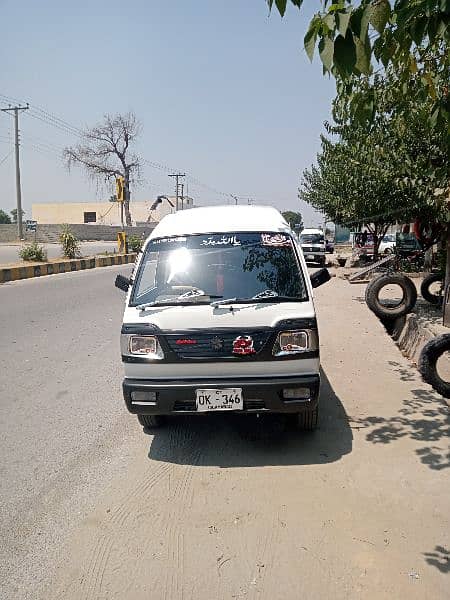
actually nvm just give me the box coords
[0,209,12,224]
[282,210,304,231]
[299,63,448,258]
[267,1,450,127]
[10,208,25,223]
[267,2,449,281]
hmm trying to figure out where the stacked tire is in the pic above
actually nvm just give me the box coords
[365,274,417,320]
[420,273,444,306]
[419,334,450,398]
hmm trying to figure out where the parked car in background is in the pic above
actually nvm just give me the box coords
[325,239,334,254]
[299,228,326,266]
[379,234,396,254]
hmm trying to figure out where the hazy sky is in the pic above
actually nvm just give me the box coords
[0,0,334,226]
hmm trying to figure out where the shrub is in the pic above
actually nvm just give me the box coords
[19,242,47,262]
[0,209,12,224]
[128,234,143,253]
[59,224,80,259]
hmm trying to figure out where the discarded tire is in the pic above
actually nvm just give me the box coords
[365,274,417,320]
[419,334,450,398]
[420,273,443,306]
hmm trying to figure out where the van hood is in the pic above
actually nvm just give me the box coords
[123,300,316,330]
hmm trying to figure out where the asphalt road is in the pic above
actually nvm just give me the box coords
[0,241,118,265]
[0,268,448,599]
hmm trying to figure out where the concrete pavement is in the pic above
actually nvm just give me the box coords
[0,269,448,599]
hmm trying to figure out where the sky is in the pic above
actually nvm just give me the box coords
[0,0,334,227]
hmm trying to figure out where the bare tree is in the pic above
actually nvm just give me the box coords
[64,112,141,226]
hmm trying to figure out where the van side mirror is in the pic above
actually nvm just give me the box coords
[310,268,331,289]
[115,274,131,292]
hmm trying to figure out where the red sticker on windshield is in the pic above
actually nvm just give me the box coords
[261,234,291,247]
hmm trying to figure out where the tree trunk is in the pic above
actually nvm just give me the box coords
[373,232,379,261]
[424,248,433,271]
[444,224,450,289]
[443,223,450,327]
[124,169,132,227]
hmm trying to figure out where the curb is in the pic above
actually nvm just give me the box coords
[391,313,435,365]
[0,253,137,284]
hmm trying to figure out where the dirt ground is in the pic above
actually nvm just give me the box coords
[35,277,449,600]
[1,270,448,599]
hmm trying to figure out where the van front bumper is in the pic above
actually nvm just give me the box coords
[123,374,320,415]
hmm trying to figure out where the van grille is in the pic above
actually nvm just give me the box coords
[165,330,272,359]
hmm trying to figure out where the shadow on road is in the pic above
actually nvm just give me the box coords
[352,386,450,471]
[423,545,450,574]
[147,369,353,468]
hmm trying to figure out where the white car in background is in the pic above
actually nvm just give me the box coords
[299,228,326,266]
[379,234,396,254]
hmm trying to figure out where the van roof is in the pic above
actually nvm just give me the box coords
[149,205,290,239]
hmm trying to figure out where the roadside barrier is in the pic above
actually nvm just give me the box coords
[0,253,136,284]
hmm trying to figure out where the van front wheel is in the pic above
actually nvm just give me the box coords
[297,407,318,431]
[137,414,166,429]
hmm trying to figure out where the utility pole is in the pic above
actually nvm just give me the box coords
[180,183,184,210]
[230,195,239,205]
[1,104,29,239]
[168,173,185,211]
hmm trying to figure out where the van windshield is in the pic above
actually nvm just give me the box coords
[300,233,324,244]
[130,232,308,306]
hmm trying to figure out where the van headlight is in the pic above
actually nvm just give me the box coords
[121,335,164,359]
[273,330,318,356]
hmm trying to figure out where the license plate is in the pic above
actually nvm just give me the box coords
[306,254,315,260]
[195,388,243,412]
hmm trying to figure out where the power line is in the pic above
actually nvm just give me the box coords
[21,135,64,153]
[0,93,82,137]
[22,142,61,157]
[0,93,250,208]
[29,105,83,136]
[25,111,81,137]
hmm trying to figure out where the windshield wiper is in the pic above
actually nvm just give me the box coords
[211,292,300,307]
[137,288,222,311]
[137,299,183,310]
[252,289,279,299]
[176,288,222,300]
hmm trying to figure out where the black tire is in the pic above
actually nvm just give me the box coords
[319,256,326,267]
[365,274,417,320]
[297,407,318,431]
[419,334,450,398]
[137,414,166,429]
[420,273,443,306]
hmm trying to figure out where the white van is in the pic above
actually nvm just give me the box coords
[299,228,326,267]
[115,206,330,431]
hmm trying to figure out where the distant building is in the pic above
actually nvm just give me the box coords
[32,197,194,226]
